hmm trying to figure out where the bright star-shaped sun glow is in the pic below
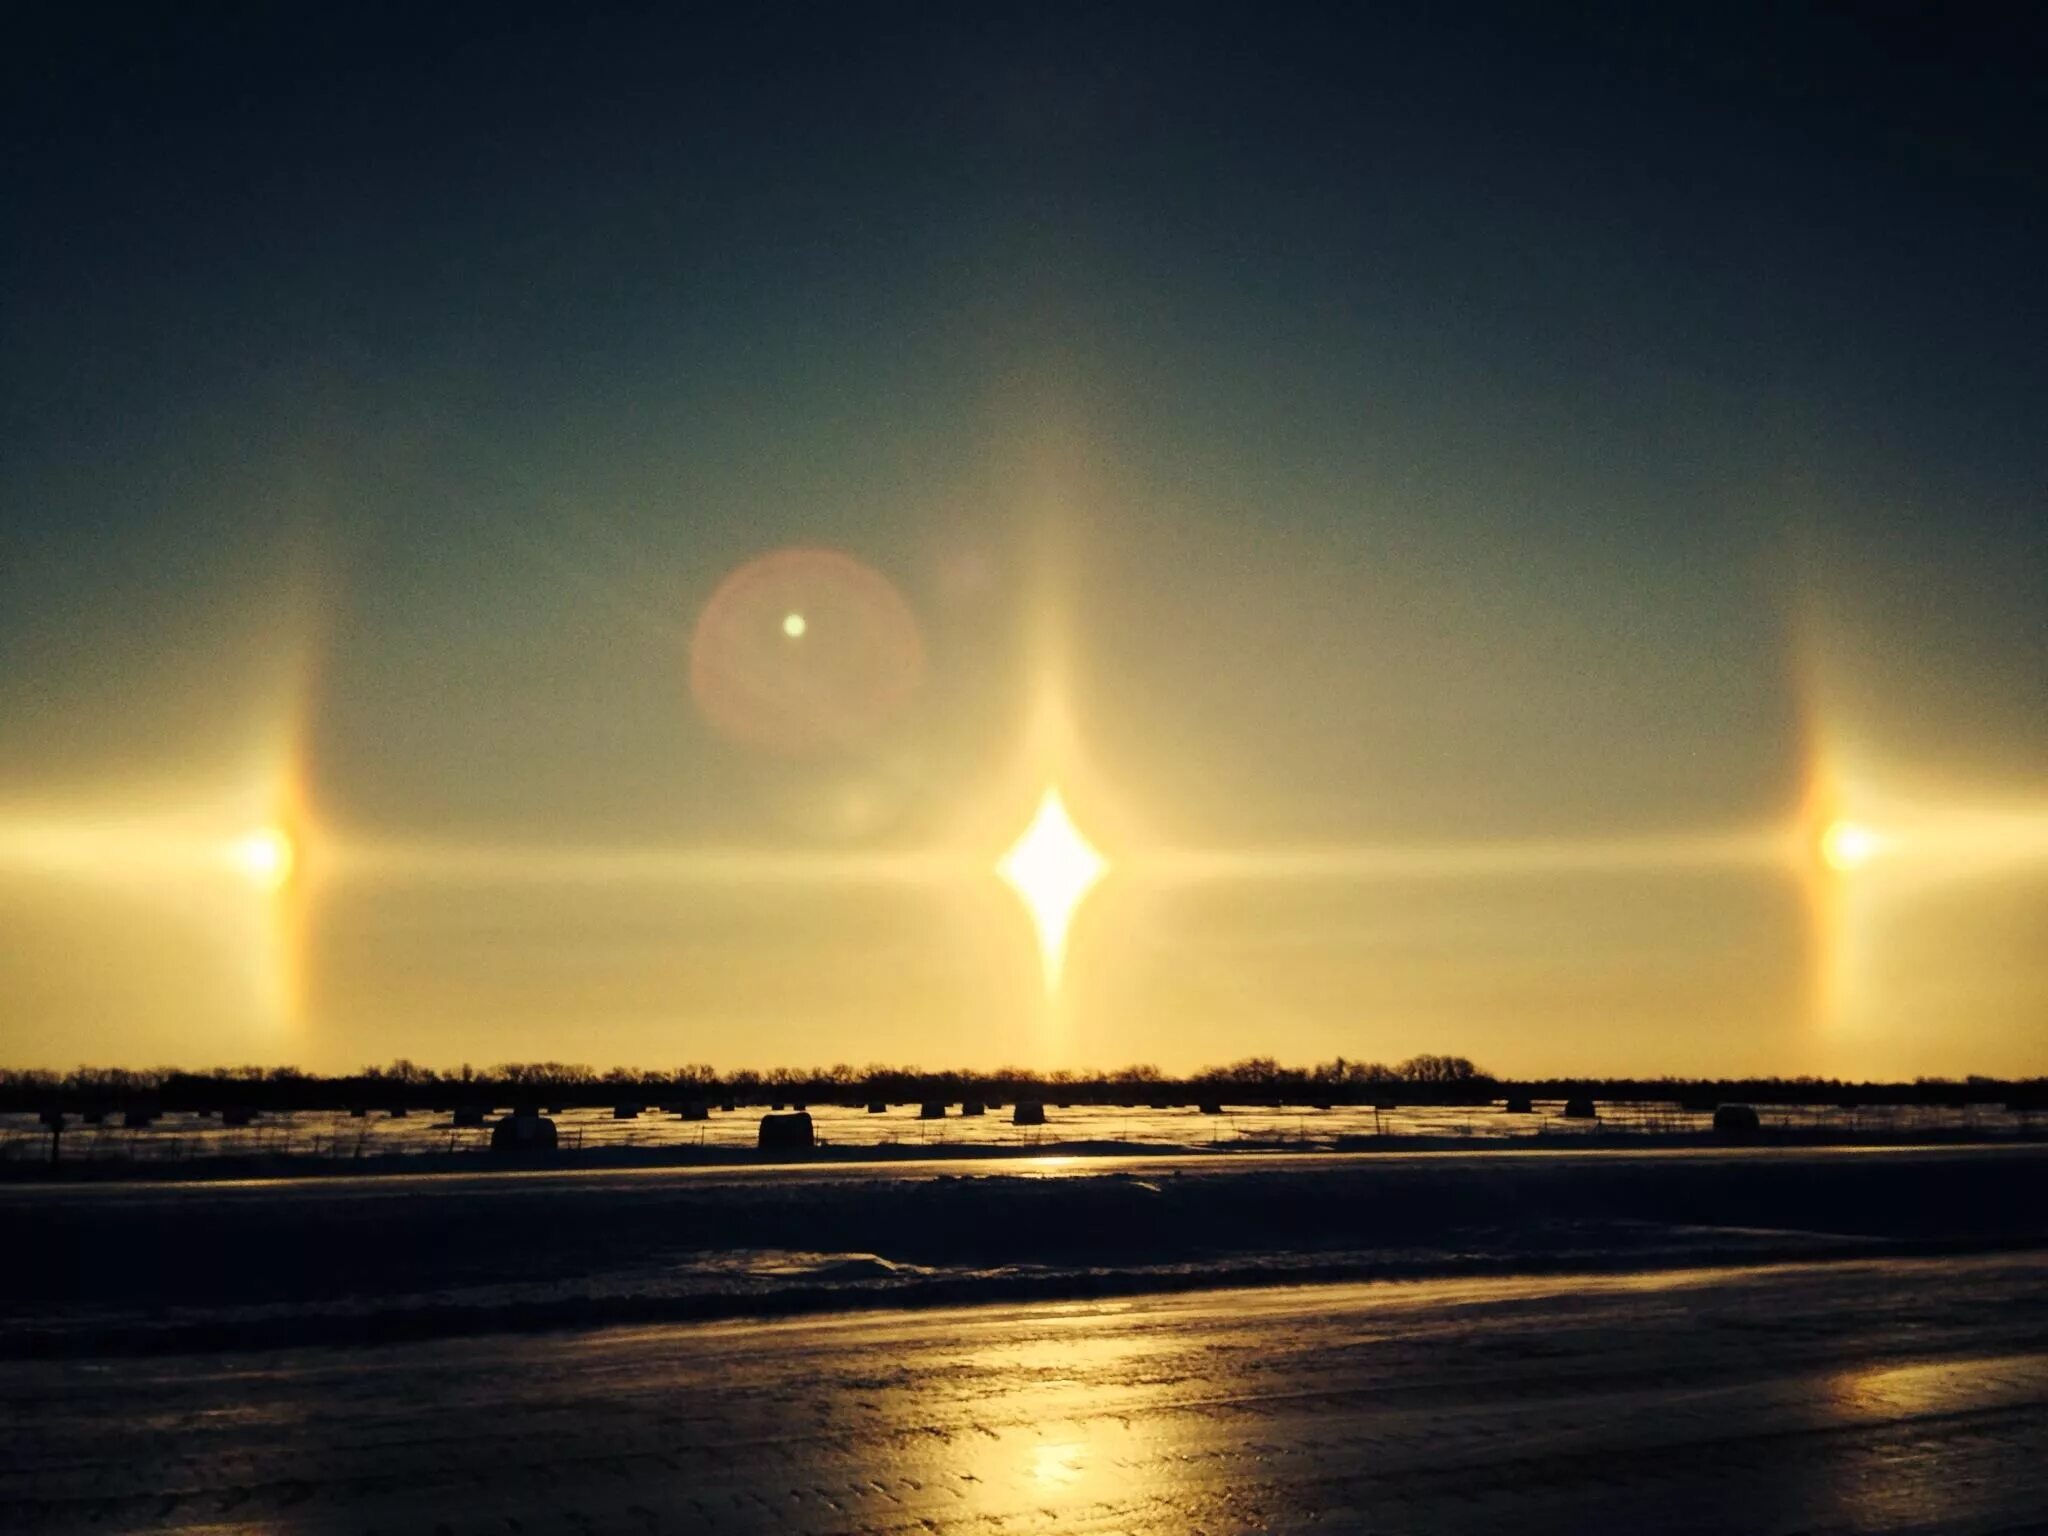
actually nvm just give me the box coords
[997,787,1106,993]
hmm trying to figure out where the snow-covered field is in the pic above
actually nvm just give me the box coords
[3,1097,2033,1166]
[7,1142,2045,1355]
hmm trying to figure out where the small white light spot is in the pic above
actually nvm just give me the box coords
[1822,819,1883,872]
[229,827,295,891]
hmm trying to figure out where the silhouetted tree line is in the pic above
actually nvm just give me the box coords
[1,1060,2042,1114]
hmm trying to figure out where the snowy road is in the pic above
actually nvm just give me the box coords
[6,1251,2048,1533]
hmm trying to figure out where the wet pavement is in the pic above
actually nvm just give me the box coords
[5,1251,2046,1533]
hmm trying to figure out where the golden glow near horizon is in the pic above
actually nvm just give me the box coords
[6,752,2047,1058]
[5,599,2048,1073]
[997,787,1108,994]
[0,775,313,1038]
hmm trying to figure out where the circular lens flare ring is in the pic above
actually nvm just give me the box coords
[688,546,924,755]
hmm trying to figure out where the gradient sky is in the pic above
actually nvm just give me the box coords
[3,5,2044,1077]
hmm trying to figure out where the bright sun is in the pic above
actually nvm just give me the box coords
[229,827,296,891]
[997,787,1107,994]
[1821,819,1881,872]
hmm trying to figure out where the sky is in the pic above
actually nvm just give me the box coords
[2,4,2044,1077]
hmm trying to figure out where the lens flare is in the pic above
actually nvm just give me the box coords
[689,547,923,755]
[997,787,1107,994]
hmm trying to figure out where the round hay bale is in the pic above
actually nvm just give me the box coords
[675,1101,709,1121]
[919,1101,947,1119]
[757,1111,815,1152]
[1012,1101,1047,1126]
[961,1100,986,1117]
[1712,1103,1761,1135]
[1198,1102,1225,1115]
[1502,1095,1534,1114]
[866,1101,888,1114]
[490,1113,559,1154]
[1562,1097,1598,1120]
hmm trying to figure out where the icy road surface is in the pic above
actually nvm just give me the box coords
[6,1251,2048,1533]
